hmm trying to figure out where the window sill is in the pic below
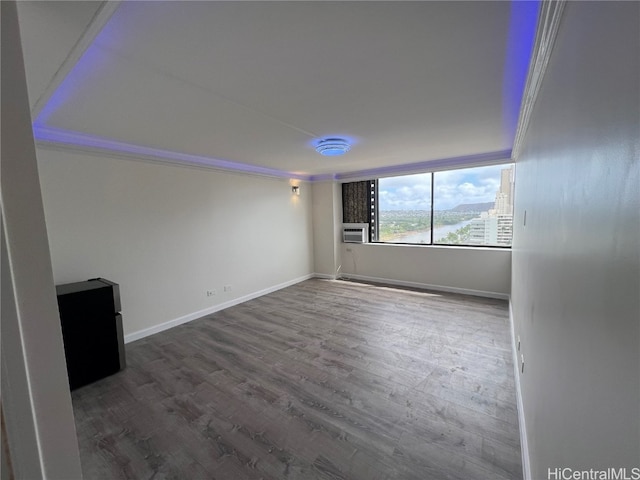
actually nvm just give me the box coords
[362,242,511,250]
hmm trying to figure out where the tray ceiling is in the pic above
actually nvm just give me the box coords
[18,1,539,179]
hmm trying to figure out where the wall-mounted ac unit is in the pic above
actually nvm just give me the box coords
[342,223,369,243]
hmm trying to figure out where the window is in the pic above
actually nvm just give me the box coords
[377,173,432,243]
[372,164,514,247]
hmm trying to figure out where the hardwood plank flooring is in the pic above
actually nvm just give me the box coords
[72,279,522,479]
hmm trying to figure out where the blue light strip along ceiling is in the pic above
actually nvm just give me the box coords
[502,0,540,143]
[32,1,540,181]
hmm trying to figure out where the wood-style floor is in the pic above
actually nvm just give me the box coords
[72,279,522,480]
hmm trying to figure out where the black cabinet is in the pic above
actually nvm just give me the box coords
[56,278,125,390]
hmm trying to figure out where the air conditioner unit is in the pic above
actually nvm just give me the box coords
[342,223,369,243]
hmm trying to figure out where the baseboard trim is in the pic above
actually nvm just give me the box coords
[337,273,509,300]
[124,273,315,343]
[509,299,531,480]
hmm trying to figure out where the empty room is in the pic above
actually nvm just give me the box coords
[2,1,638,480]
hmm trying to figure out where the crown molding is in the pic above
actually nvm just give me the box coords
[33,126,312,181]
[34,126,514,184]
[332,150,513,183]
[512,0,567,160]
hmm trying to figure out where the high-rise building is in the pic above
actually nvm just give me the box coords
[499,167,514,201]
[468,166,514,246]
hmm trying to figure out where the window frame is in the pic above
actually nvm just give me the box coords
[371,163,514,249]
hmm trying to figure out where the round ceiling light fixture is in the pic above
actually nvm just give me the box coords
[315,138,351,156]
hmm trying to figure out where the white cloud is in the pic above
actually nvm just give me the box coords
[378,164,512,210]
[379,183,431,210]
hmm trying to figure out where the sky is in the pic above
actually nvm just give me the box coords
[378,164,512,211]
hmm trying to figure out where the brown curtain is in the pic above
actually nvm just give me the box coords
[342,181,371,223]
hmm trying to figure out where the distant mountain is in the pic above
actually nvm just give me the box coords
[449,202,493,212]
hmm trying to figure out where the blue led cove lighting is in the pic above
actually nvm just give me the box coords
[315,138,350,156]
[32,1,538,178]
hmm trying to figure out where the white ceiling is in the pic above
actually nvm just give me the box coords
[18,1,536,179]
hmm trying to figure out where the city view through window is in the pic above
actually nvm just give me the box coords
[377,164,514,246]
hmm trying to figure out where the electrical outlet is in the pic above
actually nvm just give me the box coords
[224,285,232,292]
[206,290,216,297]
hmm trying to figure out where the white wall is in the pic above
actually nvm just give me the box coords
[309,180,512,298]
[311,181,342,277]
[511,2,639,478]
[37,147,314,339]
[1,1,82,477]
[340,243,511,298]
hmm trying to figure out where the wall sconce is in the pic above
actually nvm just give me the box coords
[291,185,300,196]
